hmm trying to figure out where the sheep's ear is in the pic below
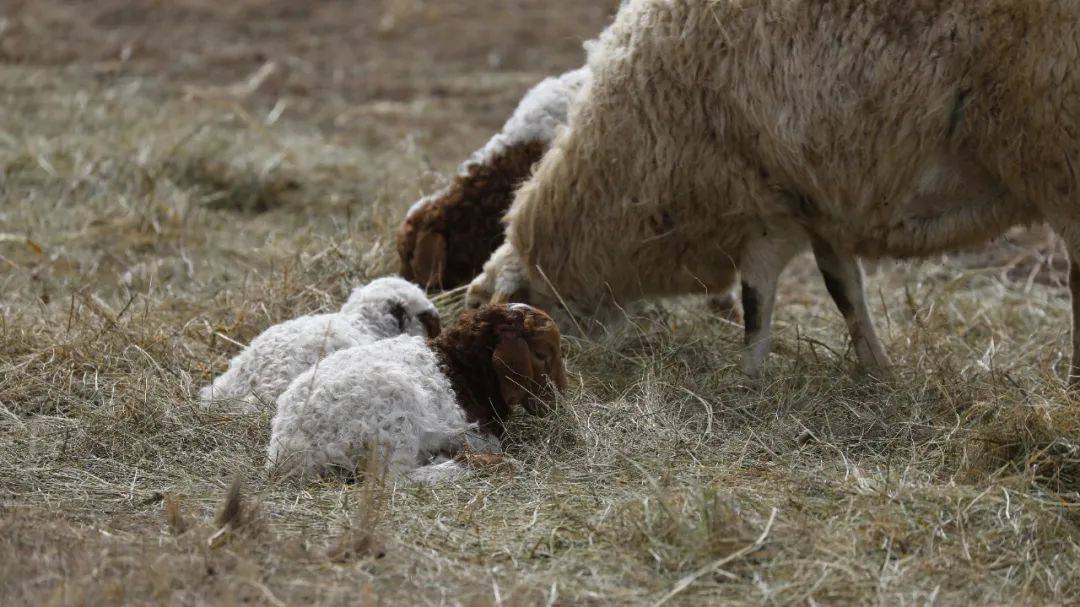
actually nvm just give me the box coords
[492,329,535,413]
[395,223,415,281]
[411,230,447,290]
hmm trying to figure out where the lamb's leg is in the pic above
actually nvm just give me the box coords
[809,236,891,375]
[740,235,801,378]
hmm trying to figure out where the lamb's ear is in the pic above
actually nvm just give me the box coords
[492,328,535,412]
[411,230,447,290]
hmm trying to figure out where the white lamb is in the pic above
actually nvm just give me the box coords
[267,304,567,482]
[199,276,440,413]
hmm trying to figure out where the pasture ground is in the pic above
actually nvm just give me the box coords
[1,2,1078,605]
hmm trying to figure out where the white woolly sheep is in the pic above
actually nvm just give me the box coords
[468,0,1077,382]
[266,304,567,482]
[396,68,590,290]
[199,276,440,412]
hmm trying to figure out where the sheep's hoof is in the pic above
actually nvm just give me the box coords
[861,365,894,382]
[740,359,765,383]
[1066,370,1080,391]
[856,352,894,381]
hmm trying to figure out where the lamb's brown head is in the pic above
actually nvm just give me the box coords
[492,303,568,413]
[431,303,567,436]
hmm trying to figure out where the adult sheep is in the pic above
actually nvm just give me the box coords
[468,0,1076,382]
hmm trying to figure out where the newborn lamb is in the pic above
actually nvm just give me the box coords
[266,304,567,482]
[200,276,440,413]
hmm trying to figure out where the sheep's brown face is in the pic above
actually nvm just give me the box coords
[492,305,568,415]
[519,307,568,411]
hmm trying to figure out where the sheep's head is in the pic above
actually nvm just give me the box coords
[432,303,567,435]
[492,303,568,416]
[465,241,609,335]
[397,141,549,291]
[341,276,441,338]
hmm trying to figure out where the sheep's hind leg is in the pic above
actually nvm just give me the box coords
[1056,228,1080,388]
[1070,256,1080,388]
[1038,217,1080,387]
[809,236,891,376]
[740,234,801,379]
[1043,228,1080,388]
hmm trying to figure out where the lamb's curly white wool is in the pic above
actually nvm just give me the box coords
[199,276,440,412]
[267,304,567,482]
[267,336,468,478]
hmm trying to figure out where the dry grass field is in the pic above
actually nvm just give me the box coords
[1,1,1078,605]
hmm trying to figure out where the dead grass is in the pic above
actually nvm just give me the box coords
[2,1,1079,605]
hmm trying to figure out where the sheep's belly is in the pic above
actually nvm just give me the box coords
[849,152,1039,259]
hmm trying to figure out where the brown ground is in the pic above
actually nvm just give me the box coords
[1,2,1078,606]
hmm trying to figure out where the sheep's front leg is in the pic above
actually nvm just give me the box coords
[809,236,891,375]
[740,235,800,378]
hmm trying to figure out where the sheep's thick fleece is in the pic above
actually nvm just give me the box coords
[492,0,1079,377]
[267,336,476,479]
